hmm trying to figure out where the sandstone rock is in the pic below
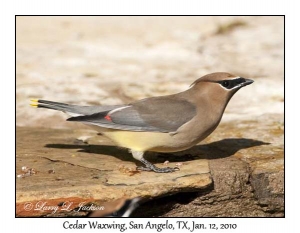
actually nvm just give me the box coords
[16,127,211,217]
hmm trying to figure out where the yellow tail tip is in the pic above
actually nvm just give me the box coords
[30,103,38,107]
[30,99,39,102]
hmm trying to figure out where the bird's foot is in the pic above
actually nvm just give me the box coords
[137,158,180,173]
[136,166,179,173]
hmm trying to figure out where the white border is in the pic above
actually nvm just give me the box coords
[2,0,293,232]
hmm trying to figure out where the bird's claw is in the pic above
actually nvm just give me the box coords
[136,165,180,173]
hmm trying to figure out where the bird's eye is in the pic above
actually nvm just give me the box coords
[222,81,229,87]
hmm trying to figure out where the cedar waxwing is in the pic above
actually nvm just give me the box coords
[30,72,253,173]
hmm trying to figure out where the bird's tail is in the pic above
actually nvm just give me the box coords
[30,99,125,116]
[30,99,74,112]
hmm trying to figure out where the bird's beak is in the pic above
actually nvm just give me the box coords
[240,78,254,87]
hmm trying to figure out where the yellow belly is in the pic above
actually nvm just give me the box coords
[96,128,193,152]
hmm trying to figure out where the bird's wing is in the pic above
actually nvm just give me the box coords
[67,96,196,133]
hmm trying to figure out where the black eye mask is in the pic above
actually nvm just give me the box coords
[216,78,246,89]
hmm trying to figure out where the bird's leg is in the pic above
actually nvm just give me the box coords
[138,158,180,173]
[131,150,179,173]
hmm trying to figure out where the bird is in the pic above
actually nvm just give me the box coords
[30,72,253,173]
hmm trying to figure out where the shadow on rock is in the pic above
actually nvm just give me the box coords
[192,138,270,160]
[45,138,269,163]
[154,138,269,162]
[45,143,136,162]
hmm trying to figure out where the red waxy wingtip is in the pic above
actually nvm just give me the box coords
[104,115,112,121]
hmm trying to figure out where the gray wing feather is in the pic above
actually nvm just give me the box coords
[67,110,164,132]
[67,96,196,133]
[129,97,196,132]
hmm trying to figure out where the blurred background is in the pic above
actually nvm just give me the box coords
[16,16,284,128]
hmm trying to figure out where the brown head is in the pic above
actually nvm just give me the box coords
[187,72,254,114]
[190,72,253,98]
